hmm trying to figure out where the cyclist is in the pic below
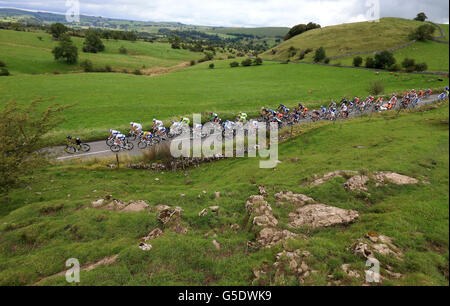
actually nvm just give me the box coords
[152,119,164,132]
[130,122,142,135]
[238,112,248,124]
[114,133,127,147]
[108,129,121,139]
[142,131,153,142]
[66,136,82,150]
[180,117,190,126]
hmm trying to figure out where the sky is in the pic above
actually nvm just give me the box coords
[0,0,449,27]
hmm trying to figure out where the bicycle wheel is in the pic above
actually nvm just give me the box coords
[110,145,120,153]
[138,141,147,149]
[128,133,137,142]
[106,138,114,146]
[64,145,76,154]
[81,143,90,152]
[125,142,134,150]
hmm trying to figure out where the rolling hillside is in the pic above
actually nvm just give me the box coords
[261,18,449,72]
[0,29,203,74]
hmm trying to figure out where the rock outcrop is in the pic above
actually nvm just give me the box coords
[289,204,359,228]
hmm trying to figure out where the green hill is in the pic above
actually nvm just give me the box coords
[0,29,203,74]
[261,18,448,72]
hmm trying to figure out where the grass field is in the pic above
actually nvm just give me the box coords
[0,29,203,74]
[0,102,448,286]
[1,59,448,143]
[261,18,448,72]
[330,40,449,72]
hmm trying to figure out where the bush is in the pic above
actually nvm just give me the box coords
[401,58,416,69]
[405,65,416,72]
[80,59,94,72]
[410,24,435,41]
[209,63,215,69]
[415,62,428,72]
[374,51,396,69]
[49,23,68,40]
[119,46,127,54]
[324,57,330,64]
[254,57,263,65]
[365,56,376,68]
[241,58,253,67]
[313,47,326,63]
[83,30,105,53]
[353,56,363,67]
[0,60,5,67]
[227,55,235,59]
[0,67,10,76]
[105,65,112,72]
[368,81,384,95]
[388,64,401,72]
[133,69,142,75]
[52,34,78,64]
[414,12,428,22]
[190,60,196,66]
[230,61,239,68]
[298,50,306,60]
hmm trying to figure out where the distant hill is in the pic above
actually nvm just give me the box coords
[262,18,446,60]
[0,8,288,38]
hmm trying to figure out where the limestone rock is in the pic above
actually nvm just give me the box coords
[91,199,105,208]
[199,208,208,217]
[139,243,152,251]
[274,191,315,206]
[143,228,163,241]
[122,200,150,212]
[344,175,370,192]
[289,204,359,228]
[256,227,297,248]
[212,239,221,250]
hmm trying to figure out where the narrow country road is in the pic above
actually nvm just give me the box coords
[53,93,445,161]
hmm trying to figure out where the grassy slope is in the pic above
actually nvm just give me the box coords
[0,103,448,286]
[261,18,448,72]
[1,59,448,142]
[0,29,203,74]
[330,23,449,72]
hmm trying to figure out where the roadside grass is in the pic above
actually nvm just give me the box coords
[1,59,448,144]
[0,102,448,286]
[0,29,203,75]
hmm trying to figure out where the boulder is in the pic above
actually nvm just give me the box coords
[274,191,315,206]
[122,200,150,212]
[253,214,278,227]
[344,175,370,192]
[198,208,208,217]
[256,227,297,248]
[143,228,163,241]
[139,243,152,251]
[289,204,359,228]
[91,199,105,208]
[212,239,221,250]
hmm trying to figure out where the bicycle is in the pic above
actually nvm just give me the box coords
[65,142,90,154]
[110,141,134,152]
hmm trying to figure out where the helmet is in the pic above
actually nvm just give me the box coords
[130,122,134,125]
[392,93,397,97]
[66,136,72,139]
[171,120,175,124]
[445,87,449,91]
[153,119,156,122]
[108,129,112,133]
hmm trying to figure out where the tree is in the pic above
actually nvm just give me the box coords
[82,30,105,53]
[209,63,215,69]
[254,57,263,65]
[415,62,428,72]
[230,61,239,68]
[365,56,376,68]
[368,81,384,96]
[52,34,78,64]
[313,47,326,63]
[0,99,70,194]
[414,12,428,22]
[49,23,68,40]
[0,67,9,76]
[401,58,416,70]
[241,58,253,66]
[374,51,396,69]
[353,56,363,67]
[411,24,435,41]
[284,22,320,40]
[170,35,181,49]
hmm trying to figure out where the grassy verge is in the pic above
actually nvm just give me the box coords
[0,102,448,286]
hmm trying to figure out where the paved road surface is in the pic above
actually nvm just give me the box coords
[54,93,445,161]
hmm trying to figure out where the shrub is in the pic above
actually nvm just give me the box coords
[0,67,10,76]
[241,58,253,67]
[80,59,94,72]
[119,46,127,54]
[388,64,401,72]
[410,24,435,41]
[0,60,5,67]
[353,56,363,67]
[401,58,416,69]
[298,50,306,60]
[49,23,68,40]
[83,30,105,53]
[365,56,376,68]
[230,61,239,68]
[105,65,112,72]
[368,81,384,95]
[324,57,330,64]
[405,65,416,72]
[304,48,313,54]
[254,57,263,65]
[313,47,326,63]
[52,34,78,64]
[227,55,235,59]
[133,69,142,75]
[414,12,428,22]
[190,60,196,66]
[415,62,428,72]
[374,51,396,69]
[209,63,215,69]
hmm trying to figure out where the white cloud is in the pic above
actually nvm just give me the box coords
[1,0,448,27]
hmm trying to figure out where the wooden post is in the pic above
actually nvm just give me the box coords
[290,125,293,139]
[116,153,120,169]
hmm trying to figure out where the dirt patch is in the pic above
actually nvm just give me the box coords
[141,62,190,77]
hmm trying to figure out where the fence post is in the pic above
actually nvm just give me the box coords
[116,153,120,169]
